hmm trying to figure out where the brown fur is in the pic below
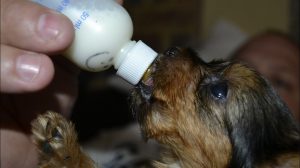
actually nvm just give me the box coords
[31,47,299,168]
[130,47,300,167]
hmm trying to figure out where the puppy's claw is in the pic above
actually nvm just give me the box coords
[31,111,96,168]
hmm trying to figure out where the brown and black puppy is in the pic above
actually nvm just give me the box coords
[130,47,300,167]
[32,47,299,168]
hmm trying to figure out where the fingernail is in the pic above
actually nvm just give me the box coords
[37,12,61,41]
[16,54,41,82]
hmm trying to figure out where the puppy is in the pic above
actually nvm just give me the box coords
[32,47,300,168]
[130,47,300,167]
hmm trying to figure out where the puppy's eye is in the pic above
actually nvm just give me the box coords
[210,82,228,100]
[164,47,180,57]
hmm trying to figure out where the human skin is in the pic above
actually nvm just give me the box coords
[234,34,300,122]
[0,0,123,168]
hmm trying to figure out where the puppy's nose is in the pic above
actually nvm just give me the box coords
[164,47,181,57]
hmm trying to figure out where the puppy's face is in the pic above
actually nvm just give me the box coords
[130,47,299,167]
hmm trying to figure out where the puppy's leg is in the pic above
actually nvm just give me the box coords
[31,111,96,168]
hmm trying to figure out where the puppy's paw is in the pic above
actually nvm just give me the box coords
[31,111,95,168]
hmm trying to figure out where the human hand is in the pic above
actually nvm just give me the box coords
[1,0,125,167]
[1,0,123,93]
[0,0,76,167]
[1,0,75,93]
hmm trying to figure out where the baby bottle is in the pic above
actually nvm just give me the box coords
[32,0,158,85]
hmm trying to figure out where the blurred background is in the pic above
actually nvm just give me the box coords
[70,0,299,165]
[123,0,298,61]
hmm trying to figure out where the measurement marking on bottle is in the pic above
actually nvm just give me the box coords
[56,0,70,12]
[74,11,90,30]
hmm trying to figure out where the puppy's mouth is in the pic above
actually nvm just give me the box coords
[130,57,159,129]
[134,46,182,102]
[136,57,158,100]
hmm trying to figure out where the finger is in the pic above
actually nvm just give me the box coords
[1,0,74,53]
[0,44,54,93]
[0,128,38,168]
[0,109,39,168]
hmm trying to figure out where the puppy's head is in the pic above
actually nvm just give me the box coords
[130,47,300,167]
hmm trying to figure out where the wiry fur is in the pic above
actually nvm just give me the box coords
[130,47,300,167]
[31,48,299,168]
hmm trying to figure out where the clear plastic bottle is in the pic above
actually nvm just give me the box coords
[32,0,158,85]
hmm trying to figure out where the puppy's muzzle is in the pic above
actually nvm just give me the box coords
[137,47,181,100]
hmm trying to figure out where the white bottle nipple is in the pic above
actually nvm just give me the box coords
[116,41,158,85]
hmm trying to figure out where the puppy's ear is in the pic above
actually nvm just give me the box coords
[226,75,300,167]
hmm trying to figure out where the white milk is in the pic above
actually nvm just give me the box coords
[32,0,157,85]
